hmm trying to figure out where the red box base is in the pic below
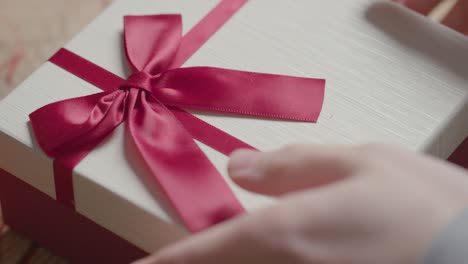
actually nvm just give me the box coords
[448,137,468,169]
[0,137,466,263]
[0,168,147,264]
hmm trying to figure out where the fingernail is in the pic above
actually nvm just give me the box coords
[228,149,261,179]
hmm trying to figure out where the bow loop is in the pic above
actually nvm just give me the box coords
[124,15,182,75]
[29,91,127,157]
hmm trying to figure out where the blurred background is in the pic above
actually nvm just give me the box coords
[0,0,460,263]
[0,0,112,99]
[1,2,112,262]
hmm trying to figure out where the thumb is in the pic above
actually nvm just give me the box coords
[227,145,360,196]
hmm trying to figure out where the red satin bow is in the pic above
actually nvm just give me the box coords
[29,15,325,231]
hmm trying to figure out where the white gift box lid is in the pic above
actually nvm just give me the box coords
[1,0,467,252]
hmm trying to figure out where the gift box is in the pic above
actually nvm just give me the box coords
[1,0,467,263]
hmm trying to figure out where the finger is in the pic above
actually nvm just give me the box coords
[442,0,468,34]
[131,222,245,264]
[131,207,294,264]
[228,145,361,196]
[397,0,443,15]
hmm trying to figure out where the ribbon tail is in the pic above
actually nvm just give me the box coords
[127,90,244,232]
[155,67,326,122]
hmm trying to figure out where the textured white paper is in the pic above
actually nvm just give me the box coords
[0,0,467,252]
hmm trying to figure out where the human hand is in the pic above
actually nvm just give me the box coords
[134,144,468,264]
[396,0,468,34]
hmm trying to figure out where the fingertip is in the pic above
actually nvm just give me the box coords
[229,144,360,196]
[228,149,277,194]
[228,149,262,180]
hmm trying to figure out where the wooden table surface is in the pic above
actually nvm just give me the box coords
[0,0,459,263]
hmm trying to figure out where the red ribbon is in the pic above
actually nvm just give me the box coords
[29,0,325,232]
